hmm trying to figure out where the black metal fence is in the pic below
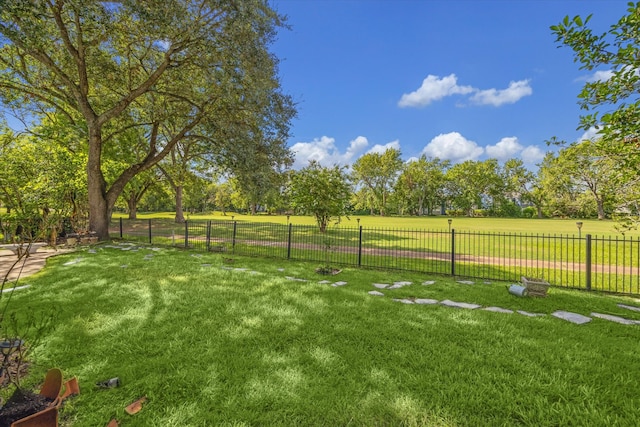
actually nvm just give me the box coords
[110,218,640,295]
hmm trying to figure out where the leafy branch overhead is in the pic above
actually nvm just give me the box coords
[551,3,640,139]
[552,2,640,227]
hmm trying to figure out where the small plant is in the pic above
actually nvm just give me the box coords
[0,219,56,393]
[315,236,341,275]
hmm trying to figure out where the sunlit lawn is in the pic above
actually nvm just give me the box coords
[4,244,640,426]
[113,211,635,237]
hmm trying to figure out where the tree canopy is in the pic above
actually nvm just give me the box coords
[0,0,294,238]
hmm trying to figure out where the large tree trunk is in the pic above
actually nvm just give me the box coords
[175,185,185,223]
[87,127,111,240]
[597,198,606,220]
[536,205,544,219]
[127,194,138,220]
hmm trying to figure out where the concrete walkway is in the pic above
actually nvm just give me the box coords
[0,247,73,282]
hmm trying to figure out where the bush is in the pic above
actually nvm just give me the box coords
[522,206,536,218]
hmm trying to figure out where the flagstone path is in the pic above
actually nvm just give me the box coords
[8,242,640,327]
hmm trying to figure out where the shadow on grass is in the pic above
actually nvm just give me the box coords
[6,247,640,426]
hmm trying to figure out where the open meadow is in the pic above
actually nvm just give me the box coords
[111,213,640,295]
[113,211,638,237]
[3,244,640,426]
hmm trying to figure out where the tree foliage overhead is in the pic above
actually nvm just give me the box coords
[551,4,640,142]
[0,0,294,238]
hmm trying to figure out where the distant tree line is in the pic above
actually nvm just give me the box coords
[2,2,640,236]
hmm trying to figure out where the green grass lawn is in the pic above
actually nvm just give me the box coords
[3,244,640,426]
[113,211,637,237]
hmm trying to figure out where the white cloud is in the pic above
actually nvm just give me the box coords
[521,146,546,165]
[579,126,602,141]
[398,74,474,108]
[576,70,613,83]
[470,80,532,106]
[485,137,523,160]
[367,139,401,154]
[291,135,369,169]
[421,132,484,162]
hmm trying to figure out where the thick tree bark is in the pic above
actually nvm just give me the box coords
[597,199,606,220]
[87,127,111,240]
[175,185,185,223]
[127,195,138,220]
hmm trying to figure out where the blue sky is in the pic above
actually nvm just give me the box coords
[271,0,627,170]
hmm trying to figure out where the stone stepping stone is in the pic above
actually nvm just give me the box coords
[372,283,389,289]
[234,268,248,271]
[517,310,545,317]
[120,264,128,268]
[220,266,233,270]
[285,276,308,282]
[104,245,119,249]
[552,311,591,324]
[63,258,83,266]
[440,300,481,309]
[456,280,475,285]
[248,271,259,275]
[421,281,435,286]
[277,268,285,272]
[1,285,30,293]
[190,254,202,258]
[331,281,347,287]
[393,281,412,286]
[201,264,212,267]
[590,312,639,325]
[483,306,514,314]
[151,247,161,251]
[618,303,640,312]
[318,280,331,284]
[392,298,414,304]
[388,284,404,289]
[368,291,384,296]
[88,249,97,254]
[144,254,154,260]
[415,298,439,305]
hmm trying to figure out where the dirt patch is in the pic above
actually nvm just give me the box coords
[0,389,53,427]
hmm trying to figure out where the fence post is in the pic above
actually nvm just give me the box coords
[287,223,292,259]
[119,217,123,239]
[450,229,456,276]
[585,234,592,291]
[206,220,211,251]
[148,219,152,244]
[184,220,189,248]
[358,226,363,266]
[232,221,237,252]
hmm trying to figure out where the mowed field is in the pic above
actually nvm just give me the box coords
[113,211,637,237]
